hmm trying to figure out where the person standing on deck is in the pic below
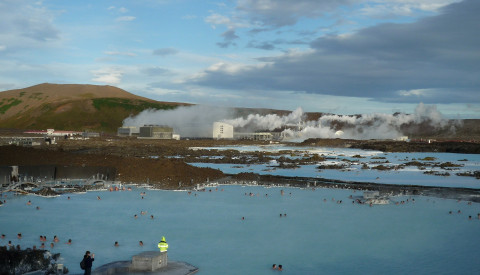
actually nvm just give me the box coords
[83,251,95,275]
[158,236,168,252]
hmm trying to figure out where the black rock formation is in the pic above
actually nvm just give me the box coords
[0,247,68,274]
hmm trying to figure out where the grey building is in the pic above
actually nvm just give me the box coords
[139,125,174,139]
[117,127,140,137]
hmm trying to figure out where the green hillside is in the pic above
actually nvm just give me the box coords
[0,84,183,133]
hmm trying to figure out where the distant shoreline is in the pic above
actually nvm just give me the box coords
[220,174,480,203]
[3,172,480,203]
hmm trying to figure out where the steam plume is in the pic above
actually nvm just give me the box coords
[123,103,456,140]
[122,105,233,137]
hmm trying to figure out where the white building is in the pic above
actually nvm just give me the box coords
[213,122,234,139]
[24,129,82,137]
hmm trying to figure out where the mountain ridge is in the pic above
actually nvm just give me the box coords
[1,83,478,140]
[0,83,186,132]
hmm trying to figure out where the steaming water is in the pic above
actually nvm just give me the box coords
[1,147,480,274]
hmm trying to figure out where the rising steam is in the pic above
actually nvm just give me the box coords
[123,103,456,140]
[122,105,234,137]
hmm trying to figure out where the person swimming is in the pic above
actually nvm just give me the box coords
[139,241,143,246]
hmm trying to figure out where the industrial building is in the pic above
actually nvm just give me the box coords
[213,122,283,141]
[213,122,234,139]
[24,129,82,137]
[139,125,174,139]
[117,126,140,137]
[234,132,274,141]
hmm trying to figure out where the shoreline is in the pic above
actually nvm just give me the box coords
[4,173,480,203]
[224,174,480,202]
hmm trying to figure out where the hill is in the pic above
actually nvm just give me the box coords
[0,83,186,132]
[0,83,478,139]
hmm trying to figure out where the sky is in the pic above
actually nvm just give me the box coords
[0,0,478,118]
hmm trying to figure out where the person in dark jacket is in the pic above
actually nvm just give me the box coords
[84,251,95,275]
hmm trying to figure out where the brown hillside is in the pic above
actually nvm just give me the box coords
[0,83,160,119]
[0,83,187,132]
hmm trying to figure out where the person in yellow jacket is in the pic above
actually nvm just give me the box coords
[158,236,168,252]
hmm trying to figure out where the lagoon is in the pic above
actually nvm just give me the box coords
[1,185,480,274]
[2,146,480,274]
[191,146,480,189]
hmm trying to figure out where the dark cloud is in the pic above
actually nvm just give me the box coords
[142,67,172,76]
[249,28,271,35]
[237,0,355,27]
[191,0,480,104]
[247,38,309,50]
[152,47,179,56]
[247,40,276,50]
[216,29,239,48]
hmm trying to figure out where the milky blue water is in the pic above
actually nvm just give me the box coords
[190,146,480,189]
[2,146,480,274]
[1,185,480,275]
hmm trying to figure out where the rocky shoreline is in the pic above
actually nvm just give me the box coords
[225,173,480,202]
[1,138,479,201]
[0,247,67,275]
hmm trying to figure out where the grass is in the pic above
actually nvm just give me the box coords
[0,97,179,133]
[92,98,176,112]
[28,92,43,100]
[0,98,22,114]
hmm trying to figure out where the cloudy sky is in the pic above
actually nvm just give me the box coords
[0,0,478,118]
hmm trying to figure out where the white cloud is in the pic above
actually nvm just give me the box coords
[0,0,60,49]
[360,0,462,18]
[205,13,232,29]
[0,45,6,51]
[91,68,123,84]
[398,89,433,97]
[204,12,250,30]
[116,16,136,22]
[181,15,197,20]
[104,51,137,57]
